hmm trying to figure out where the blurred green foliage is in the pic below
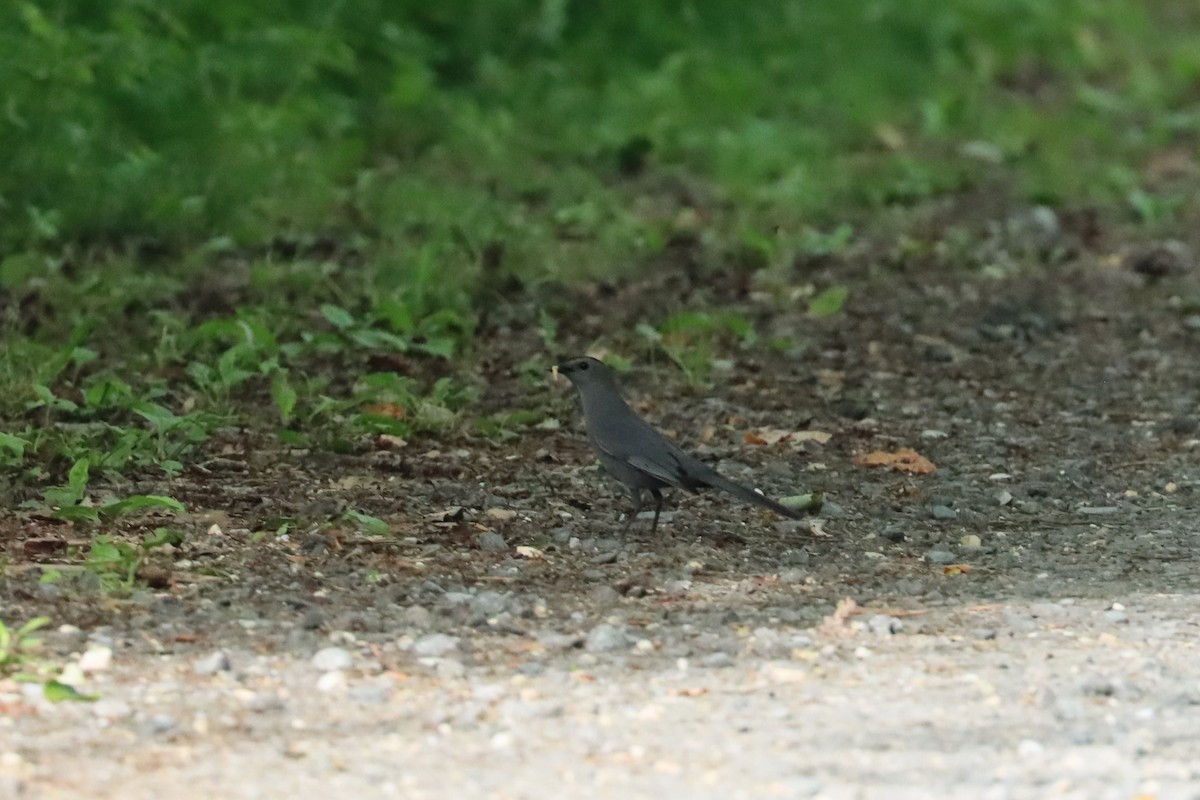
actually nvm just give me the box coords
[3,0,1198,253]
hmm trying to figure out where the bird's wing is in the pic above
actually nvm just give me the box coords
[625,454,688,489]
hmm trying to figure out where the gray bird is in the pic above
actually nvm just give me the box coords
[553,356,803,532]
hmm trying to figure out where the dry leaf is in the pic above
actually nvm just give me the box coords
[943,564,973,576]
[743,428,832,446]
[425,506,464,522]
[364,402,407,419]
[515,546,545,559]
[855,448,937,474]
[377,434,408,449]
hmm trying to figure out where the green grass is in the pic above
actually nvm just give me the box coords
[2,1,1199,542]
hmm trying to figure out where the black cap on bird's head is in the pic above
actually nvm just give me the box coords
[550,356,619,390]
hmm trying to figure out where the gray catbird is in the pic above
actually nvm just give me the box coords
[553,356,803,531]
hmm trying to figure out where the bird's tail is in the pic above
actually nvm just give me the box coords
[700,470,804,519]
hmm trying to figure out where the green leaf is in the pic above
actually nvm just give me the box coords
[0,432,28,459]
[807,286,850,318]
[100,495,186,519]
[341,510,391,535]
[271,372,298,426]
[321,304,356,330]
[43,680,98,703]
[53,505,100,523]
[143,527,185,549]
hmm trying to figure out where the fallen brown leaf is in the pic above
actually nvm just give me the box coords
[855,448,937,474]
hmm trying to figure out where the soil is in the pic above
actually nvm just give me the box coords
[3,207,1200,799]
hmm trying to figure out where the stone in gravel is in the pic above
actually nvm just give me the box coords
[475,531,508,552]
[589,585,621,604]
[959,534,982,549]
[925,547,957,565]
[78,646,112,672]
[193,651,232,676]
[1104,609,1130,624]
[701,652,735,669]
[585,623,630,653]
[301,608,325,630]
[930,504,957,520]
[311,646,354,672]
[435,658,466,678]
[517,662,546,676]
[470,591,512,618]
[246,691,286,712]
[92,699,133,720]
[442,592,473,607]
[536,631,583,651]
[1078,505,1120,515]
[413,633,460,657]
[349,681,394,706]
[316,671,346,692]
[141,713,178,737]
[866,615,903,636]
[402,605,432,627]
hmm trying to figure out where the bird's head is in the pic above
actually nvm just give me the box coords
[550,356,619,392]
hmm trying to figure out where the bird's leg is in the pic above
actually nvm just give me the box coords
[622,488,643,533]
[649,489,664,534]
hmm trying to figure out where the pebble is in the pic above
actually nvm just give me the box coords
[585,624,630,653]
[1104,609,1130,624]
[920,429,949,439]
[141,713,178,737]
[78,646,113,672]
[475,532,508,552]
[700,652,735,669]
[92,699,133,720]
[930,505,958,520]
[925,548,958,565]
[1078,506,1120,515]
[413,633,460,657]
[193,651,232,676]
[470,591,512,618]
[348,681,393,706]
[1016,739,1045,758]
[402,605,432,627]
[866,615,903,636]
[311,647,353,672]
[435,658,466,678]
[316,671,347,692]
[536,631,583,651]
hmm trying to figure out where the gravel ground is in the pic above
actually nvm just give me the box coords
[3,211,1200,799]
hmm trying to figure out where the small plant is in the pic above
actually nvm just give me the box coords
[0,616,51,678]
[83,528,185,593]
[637,310,758,386]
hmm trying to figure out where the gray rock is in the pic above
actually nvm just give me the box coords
[930,504,958,520]
[476,531,508,552]
[140,713,178,736]
[701,652,736,669]
[536,631,583,651]
[193,650,232,676]
[866,614,903,636]
[348,681,394,706]
[311,646,354,672]
[1104,609,1129,624]
[402,605,432,627]
[413,633,460,657]
[470,591,511,618]
[925,548,957,565]
[585,623,630,653]
[435,658,466,678]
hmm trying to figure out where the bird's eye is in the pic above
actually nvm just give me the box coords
[578,361,589,370]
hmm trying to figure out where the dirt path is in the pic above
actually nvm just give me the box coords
[4,220,1200,798]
